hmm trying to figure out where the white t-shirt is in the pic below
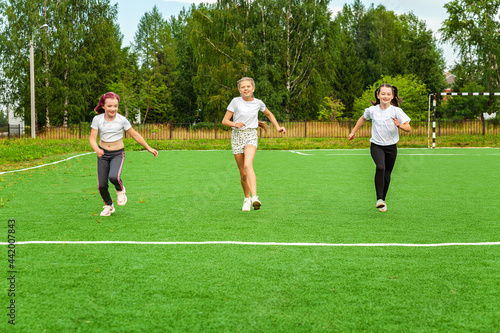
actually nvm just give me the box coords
[363,105,411,146]
[91,113,132,142]
[227,97,266,130]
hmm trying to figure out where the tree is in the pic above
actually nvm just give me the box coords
[107,47,140,121]
[353,74,428,121]
[441,0,500,113]
[133,5,178,123]
[335,1,445,94]
[439,82,491,120]
[399,13,446,94]
[318,96,345,121]
[190,0,254,122]
[332,29,363,118]
[256,0,332,120]
[441,0,500,92]
[189,0,333,122]
[170,6,198,123]
[0,0,122,127]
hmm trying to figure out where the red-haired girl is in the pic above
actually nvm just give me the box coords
[89,92,158,216]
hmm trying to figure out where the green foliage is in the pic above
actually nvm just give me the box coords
[335,1,445,94]
[0,0,122,127]
[170,7,198,123]
[133,5,178,123]
[318,96,345,121]
[107,47,141,121]
[0,0,456,126]
[439,82,493,120]
[190,0,333,122]
[353,74,428,121]
[0,110,8,125]
[441,0,500,91]
[332,29,363,118]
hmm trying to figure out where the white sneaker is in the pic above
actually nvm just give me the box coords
[100,205,115,216]
[376,199,385,209]
[116,187,127,206]
[379,201,387,212]
[251,196,261,210]
[242,198,251,211]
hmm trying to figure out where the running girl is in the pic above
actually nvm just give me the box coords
[89,92,158,216]
[222,77,286,211]
[348,83,411,212]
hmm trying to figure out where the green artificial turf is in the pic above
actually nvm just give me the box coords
[1,148,499,332]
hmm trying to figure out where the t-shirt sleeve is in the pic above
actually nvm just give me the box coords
[91,116,99,130]
[259,100,266,112]
[395,108,411,124]
[363,107,372,121]
[122,116,132,131]
[227,98,237,113]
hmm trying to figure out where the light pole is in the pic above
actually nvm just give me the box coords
[30,24,49,138]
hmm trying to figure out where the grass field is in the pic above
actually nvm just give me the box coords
[1,148,499,332]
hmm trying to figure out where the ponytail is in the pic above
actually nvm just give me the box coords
[258,121,267,131]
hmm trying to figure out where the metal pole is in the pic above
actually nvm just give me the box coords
[30,37,36,138]
[432,94,437,149]
[427,94,432,148]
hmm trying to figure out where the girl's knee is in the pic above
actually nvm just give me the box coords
[108,175,120,185]
[243,162,254,172]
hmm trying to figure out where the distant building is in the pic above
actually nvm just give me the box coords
[483,112,497,120]
[445,72,456,85]
[8,106,24,136]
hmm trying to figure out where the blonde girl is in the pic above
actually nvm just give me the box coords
[222,77,286,211]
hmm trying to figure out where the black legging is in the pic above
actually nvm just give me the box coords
[97,147,125,206]
[370,143,397,201]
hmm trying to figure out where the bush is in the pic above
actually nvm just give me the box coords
[353,74,428,121]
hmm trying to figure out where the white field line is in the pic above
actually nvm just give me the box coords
[325,153,499,156]
[1,241,499,247]
[0,152,93,175]
[289,150,313,155]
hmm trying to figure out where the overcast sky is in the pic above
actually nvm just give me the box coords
[114,0,457,69]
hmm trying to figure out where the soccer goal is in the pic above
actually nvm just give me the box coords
[427,92,500,148]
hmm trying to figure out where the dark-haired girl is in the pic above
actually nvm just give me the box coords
[89,92,158,216]
[348,84,411,212]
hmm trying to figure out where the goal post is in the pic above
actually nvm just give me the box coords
[427,92,500,148]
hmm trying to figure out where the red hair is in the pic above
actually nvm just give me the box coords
[94,92,120,114]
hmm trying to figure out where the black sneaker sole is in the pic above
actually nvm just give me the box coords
[253,202,261,210]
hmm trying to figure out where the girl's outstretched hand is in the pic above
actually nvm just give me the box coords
[149,148,158,158]
[277,126,286,134]
[348,133,355,141]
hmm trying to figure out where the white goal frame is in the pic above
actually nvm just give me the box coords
[427,92,500,148]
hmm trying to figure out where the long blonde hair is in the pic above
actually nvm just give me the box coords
[237,77,267,130]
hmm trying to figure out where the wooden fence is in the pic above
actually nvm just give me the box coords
[1,119,499,140]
